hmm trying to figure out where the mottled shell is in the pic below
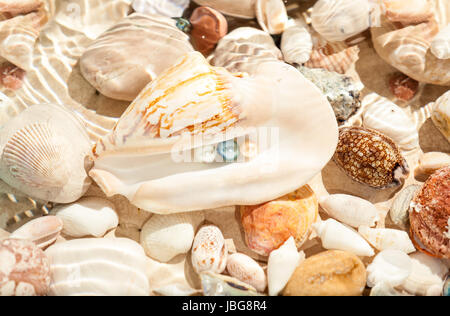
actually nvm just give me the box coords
[192,0,256,19]
[255,0,288,35]
[0,239,50,296]
[313,219,374,257]
[389,184,421,229]
[191,225,227,274]
[200,271,259,296]
[52,197,118,238]
[45,238,150,296]
[334,127,410,188]
[281,25,313,65]
[0,104,92,203]
[362,93,419,152]
[432,90,450,142]
[415,152,450,179]
[240,185,318,256]
[358,226,416,253]
[226,253,266,292]
[282,250,366,296]
[80,13,194,101]
[190,6,228,55]
[409,166,450,258]
[140,212,204,263]
[131,0,189,17]
[366,250,413,287]
[319,194,379,228]
[10,216,63,249]
[431,24,450,59]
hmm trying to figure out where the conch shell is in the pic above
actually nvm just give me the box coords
[89,52,338,213]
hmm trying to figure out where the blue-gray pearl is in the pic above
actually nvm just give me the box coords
[172,17,191,33]
[217,140,239,162]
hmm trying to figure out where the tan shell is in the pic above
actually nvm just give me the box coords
[415,151,450,179]
[226,253,266,292]
[10,216,63,249]
[382,0,434,24]
[191,225,227,274]
[432,90,450,142]
[192,0,256,19]
[255,0,288,35]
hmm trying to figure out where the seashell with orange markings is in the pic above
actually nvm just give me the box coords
[415,151,450,179]
[0,238,50,296]
[431,24,450,60]
[191,225,228,274]
[10,216,63,249]
[358,226,416,253]
[131,0,189,17]
[255,0,288,35]
[240,185,318,256]
[226,253,266,292]
[281,25,313,65]
[366,249,413,288]
[192,0,256,19]
[382,0,434,24]
[432,90,450,142]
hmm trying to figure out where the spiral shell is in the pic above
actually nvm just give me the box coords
[255,0,288,35]
[431,24,450,60]
[226,253,266,292]
[358,226,416,253]
[432,90,450,142]
[281,25,313,65]
[10,216,63,249]
[191,225,227,274]
[366,250,413,288]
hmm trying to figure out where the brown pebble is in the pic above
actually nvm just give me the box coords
[0,62,25,90]
[389,73,419,101]
[190,6,228,55]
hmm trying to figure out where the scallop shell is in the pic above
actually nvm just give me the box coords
[334,127,410,189]
[192,0,256,19]
[432,90,450,142]
[319,194,380,228]
[415,151,450,179]
[313,219,374,257]
[267,237,304,296]
[131,0,190,17]
[0,104,92,204]
[210,27,283,75]
[255,0,288,35]
[200,271,260,296]
[366,250,413,288]
[311,0,372,42]
[45,238,150,296]
[80,13,194,102]
[191,225,227,274]
[51,197,118,238]
[358,226,416,253]
[10,216,63,249]
[281,25,313,65]
[226,253,266,292]
[362,93,419,152]
[431,24,450,59]
[240,185,318,256]
[140,212,204,263]
[382,0,434,24]
[89,52,338,213]
[389,184,421,229]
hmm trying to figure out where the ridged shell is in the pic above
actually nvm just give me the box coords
[10,216,63,249]
[281,25,313,65]
[415,152,450,179]
[45,238,150,296]
[226,253,266,292]
[319,194,379,228]
[0,104,92,203]
[140,212,204,263]
[191,225,227,274]
[240,185,318,256]
[200,271,259,296]
[192,0,256,19]
[267,237,304,296]
[432,90,450,142]
[362,93,419,152]
[389,184,421,229]
[52,197,118,238]
[313,219,374,257]
[366,250,413,287]
[358,226,416,253]
[255,0,288,35]
[431,24,450,59]
[334,127,410,188]
[131,0,189,17]
[382,0,434,24]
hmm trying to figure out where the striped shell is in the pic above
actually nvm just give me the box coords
[358,226,416,253]
[10,216,63,249]
[191,225,227,274]
[255,0,288,35]
[431,24,450,59]
[226,253,266,292]
[131,0,189,17]
[334,127,410,188]
[281,25,313,65]
[432,90,450,142]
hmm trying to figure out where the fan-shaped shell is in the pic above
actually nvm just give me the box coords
[191,225,227,274]
[131,0,189,17]
[80,13,194,101]
[358,226,416,253]
[10,216,63,249]
[431,24,450,59]
[192,0,256,19]
[0,104,92,203]
[226,253,266,292]
[45,238,150,296]
[255,0,288,35]
[281,25,313,65]
[432,90,450,142]
[366,250,413,288]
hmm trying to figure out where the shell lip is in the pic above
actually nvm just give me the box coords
[409,226,441,258]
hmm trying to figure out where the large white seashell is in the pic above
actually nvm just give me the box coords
[192,0,256,19]
[311,0,373,42]
[432,90,450,142]
[226,253,266,292]
[399,252,448,296]
[0,104,92,204]
[140,212,204,263]
[313,219,374,257]
[431,24,450,60]
[132,0,189,17]
[191,225,227,274]
[358,226,416,253]
[255,0,288,35]
[210,27,282,75]
[10,216,63,249]
[366,250,413,288]
[281,25,313,65]
[45,238,150,296]
[89,52,338,213]
[362,93,419,151]
[51,197,118,238]
[319,194,379,228]
[267,237,304,296]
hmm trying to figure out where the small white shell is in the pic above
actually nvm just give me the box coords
[132,0,189,17]
[366,250,413,287]
[431,23,450,60]
[313,219,374,257]
[45,238,150,296]
[432,90,450,142]
[415,152,450,179]
[267,237,304,296]
[319,194,379,228]
[362,93,419,151]
[226,253,267,292]
[281,25,313,65]
[358,226,416,253]
[140,212,204,263]
[191,225,227,274]
[10,216,63,249]
[52,197,118,238]
[255,0,288,35]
